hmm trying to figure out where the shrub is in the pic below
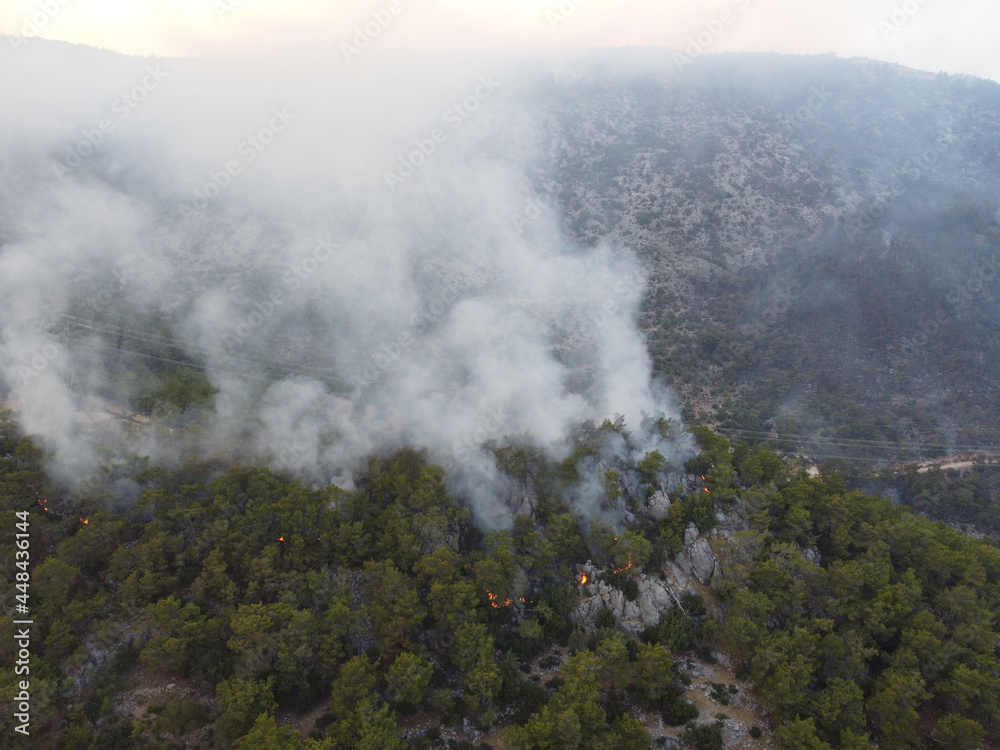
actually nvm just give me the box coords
[595,607,617,630]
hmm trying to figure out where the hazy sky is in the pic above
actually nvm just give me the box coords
[1,0,997,81]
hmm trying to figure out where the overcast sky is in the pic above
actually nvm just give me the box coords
[1,0,998,81]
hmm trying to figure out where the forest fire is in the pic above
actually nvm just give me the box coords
[611,557,633,575]
[487,591,512,609]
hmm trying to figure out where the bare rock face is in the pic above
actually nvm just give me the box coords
[684,522,700,546]
[673,522,718,585]
[673,551,694,579]
[573,571,692,634]
[802,547,822,565]
[607,588,625,619]
[664,560,692,591]
[688,538,716,585]
[647,490,672,520]
[635,576,676,627]
[508,477,539,517]
[713,650,732,667]
[571,521,721,633]
[577,590,606,623]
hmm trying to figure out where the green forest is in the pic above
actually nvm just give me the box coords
[1,412,998,749]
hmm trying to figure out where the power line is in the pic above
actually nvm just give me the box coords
[59,314,357,390]
[714,431,1000,468]
[715,427,1000,453]
[59,315,357,391]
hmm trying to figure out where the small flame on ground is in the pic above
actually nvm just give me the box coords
[487,591,513,609]
[611,556,634,575]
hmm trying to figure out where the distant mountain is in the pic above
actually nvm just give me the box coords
[523,52,1000,462]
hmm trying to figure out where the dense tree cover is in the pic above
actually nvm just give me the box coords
[850,463,1000,538]
[711,439,1000,749]
[0,413,697,749]
[2,410,998,749]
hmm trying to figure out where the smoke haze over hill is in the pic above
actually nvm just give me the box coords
[0,42,691,524]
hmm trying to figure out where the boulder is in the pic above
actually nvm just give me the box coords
[636,577,675,627]
[647,490,672,520]
[571,593,606,630]
[664,560,691,590]
[638,592,661,626]
[608,588,625,619]
[674,552,694,579]
[802,547,822,565]
[684,522,699,546]
[623,599,642,623]
[509,484,539,517]
[689,538,716,584]
[650,578,675,610]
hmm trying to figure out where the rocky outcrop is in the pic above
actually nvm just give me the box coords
[507,477,539,517]
[688,538,716,585]
[573,519,723,633]
[572,564,698,635]
[646,490,672,520]
[684,522,699,546]
[674,522,718,586]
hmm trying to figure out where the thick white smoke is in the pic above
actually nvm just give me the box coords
[0,40,689,523]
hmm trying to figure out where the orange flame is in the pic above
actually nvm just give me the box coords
[278,536,285,542]
[81,518,88,524]
[611,556,634,575]
[487,591,512,609]
[704,488,710,494]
